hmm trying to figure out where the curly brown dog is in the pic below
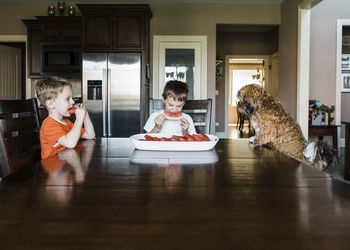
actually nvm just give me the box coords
[236,84,336,170]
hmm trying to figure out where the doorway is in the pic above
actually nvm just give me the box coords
[0,41,26,100]
[336,20,350,150]
[215,24,279,138]
[226,56,272,138]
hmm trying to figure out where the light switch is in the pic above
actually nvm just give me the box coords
[215,90,219,95]
[215,122,219,127]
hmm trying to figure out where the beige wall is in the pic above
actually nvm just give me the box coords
[278,0,300,119]
[0,3,81,35]
[217,31,278,58]
[310,0,350,138]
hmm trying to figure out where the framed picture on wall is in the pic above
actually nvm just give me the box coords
[342,73,350,92]
[342,54,350,70]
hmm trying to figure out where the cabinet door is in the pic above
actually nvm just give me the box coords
[83,13,112,50]
[41,23,61,41]
[27,25,41,77]
[114,15,142,48]
[62,22,81,41]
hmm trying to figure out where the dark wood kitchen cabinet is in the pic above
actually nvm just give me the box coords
[22,16,81,77]
[22,22,41,77]
[81,12,112,49]
[41,18,81,41]
[78,4,152,51]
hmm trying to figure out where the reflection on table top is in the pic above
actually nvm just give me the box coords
[1,138,350,249]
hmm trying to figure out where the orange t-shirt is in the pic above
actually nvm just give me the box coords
[40,116,85,159]
[41,157,66,173]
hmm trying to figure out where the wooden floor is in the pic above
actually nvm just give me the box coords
[228,124,252,138]
[1,138,350,249]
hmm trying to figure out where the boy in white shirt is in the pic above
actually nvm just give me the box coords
[144,80,196,134]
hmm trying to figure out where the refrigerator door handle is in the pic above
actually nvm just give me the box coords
[146,64,150,80]
[103,68,107,137]
[107,68,112,137]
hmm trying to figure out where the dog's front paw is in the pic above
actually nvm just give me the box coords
[249,135,262,146]
[249,136,256,144]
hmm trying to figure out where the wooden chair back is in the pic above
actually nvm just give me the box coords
[149,98,212,134]
[0,98,41,178]
[236,101,254,136]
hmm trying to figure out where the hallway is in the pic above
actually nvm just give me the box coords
[228,124,251,139]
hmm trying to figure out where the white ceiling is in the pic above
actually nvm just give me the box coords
[0,0,284,4]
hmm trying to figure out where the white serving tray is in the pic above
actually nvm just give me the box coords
[129,149,219,165]
[129,133,219,151]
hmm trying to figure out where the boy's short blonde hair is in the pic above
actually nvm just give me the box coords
[162,80,189,103]
[36,76,72,107]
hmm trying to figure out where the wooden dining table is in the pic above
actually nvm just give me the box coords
[1,138,350,249]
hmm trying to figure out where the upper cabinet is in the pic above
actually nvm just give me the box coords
[77,4,152,51]
[22,22,41,77]
[22,16,81,78]
[41,18,81,42]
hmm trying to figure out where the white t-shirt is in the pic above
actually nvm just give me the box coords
[143,110,197,134]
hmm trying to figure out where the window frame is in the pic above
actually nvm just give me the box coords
[152,35,207,99]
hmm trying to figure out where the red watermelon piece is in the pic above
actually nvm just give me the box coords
[68,106,76,114]
[164,111,182,120]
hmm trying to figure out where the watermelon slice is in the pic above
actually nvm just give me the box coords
[68,106,76,114]
[164,111,182,120]
[140,133,211,142]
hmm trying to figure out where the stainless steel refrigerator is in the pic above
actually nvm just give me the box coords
[82,53,141,137]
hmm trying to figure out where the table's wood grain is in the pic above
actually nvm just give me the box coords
[1,138,350,250]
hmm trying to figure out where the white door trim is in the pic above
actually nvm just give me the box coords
[0,45,22,100]
[336,20,350,151]
[0,35,29,99]
[153,35,207,99]
[297,6,311,140]
[223,54,270,138]
[336,20,350,124]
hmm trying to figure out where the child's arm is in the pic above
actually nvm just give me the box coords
[148,113,166,133]
[180,116,190,133]
[149,124,162,133]
[82,111,95,139]
[180,116,197,134]
[57,106,86,148]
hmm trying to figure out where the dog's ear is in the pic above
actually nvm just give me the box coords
[245,84,269,110]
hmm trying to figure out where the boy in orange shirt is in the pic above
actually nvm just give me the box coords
[36,77,95,159]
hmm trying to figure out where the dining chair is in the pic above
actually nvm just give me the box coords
[149,98,212,134]
[0,98,41,178]
[236,101,254,136]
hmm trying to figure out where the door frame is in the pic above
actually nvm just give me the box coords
[0,35,28,98]
[297,6,311,140]
[336,19,350,149]
[217,54,270,138]
[152,35,207,99]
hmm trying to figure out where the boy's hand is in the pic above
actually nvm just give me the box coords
[74,103,86,121]
[154,113,166,129]
[180,117,190,132]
